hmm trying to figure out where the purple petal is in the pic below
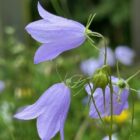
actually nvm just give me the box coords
[36,83,71,140]
[34,37,85,64]
[26,19,85,44]
[14,104,45,120]
[37,2,85,29]
[85,77,129,118]
[14,83,70,120]
[115,46,135,65]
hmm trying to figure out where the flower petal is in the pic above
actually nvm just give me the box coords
[25,19,85,44]
[36,83,71,140]
[14,104,45,120]
[37,2,85,29]
[34,37,85,64]
[85,79,129,118]
[14,83,70,120]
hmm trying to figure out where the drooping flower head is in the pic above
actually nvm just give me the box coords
[115,45,135,65]
[26,2,86,64]
[14,83,71,140]
[85,77,129,118]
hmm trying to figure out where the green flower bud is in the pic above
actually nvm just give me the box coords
[117,79,126,89]
[92,65,110,90]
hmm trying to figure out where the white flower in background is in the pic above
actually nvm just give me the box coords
[115,46,135,65]
[102,134,118,140]
[99,47,116,66]
[0,102,14,123]
[0,80,5,92]
[80,58,101,76]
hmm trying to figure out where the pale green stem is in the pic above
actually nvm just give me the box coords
[116,61,121,79]
[86,35,101,52]
[126,70,140,83]
[88,83,105,125]
[87,32,107,65]
[86,14,96,30]
[130,88,139,93]
[109,75,114,140]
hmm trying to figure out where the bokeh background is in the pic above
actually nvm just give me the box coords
[0,0,140,140]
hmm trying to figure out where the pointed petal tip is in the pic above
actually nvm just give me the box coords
[25,24,31,33]
[13,113,23,120]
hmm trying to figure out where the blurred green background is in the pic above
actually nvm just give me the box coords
[0,0,140,140]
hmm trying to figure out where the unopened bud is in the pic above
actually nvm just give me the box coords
[117,80,126,89]
[92,65,110,90]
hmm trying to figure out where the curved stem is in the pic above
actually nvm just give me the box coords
[88,83,105,125]
[87,32,107,65]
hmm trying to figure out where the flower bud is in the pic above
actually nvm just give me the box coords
[92,65,110,90]
[117,79,126,89]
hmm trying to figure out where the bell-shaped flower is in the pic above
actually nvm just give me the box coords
[26,2,86,64]
[85,77,129,118]
[115,46,135,65]
[14,83,71,140]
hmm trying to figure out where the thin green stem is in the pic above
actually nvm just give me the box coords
[116,61,121,79]
[86,35,100,52]
[109,75,114,140]
[130,88,139,93]
[87,32,107,65]
[91,96,105,124]
[126,70,140,83]
[88,83,105,125]
[86,14,96,30]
